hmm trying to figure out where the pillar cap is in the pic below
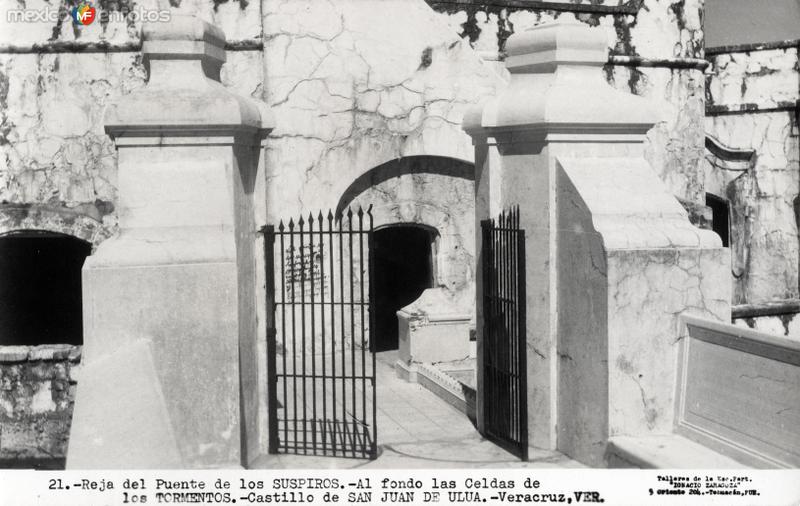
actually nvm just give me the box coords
[505,21,608,74]
[104,15,273,143]
[141,14,227,68]
[463,20,660,141]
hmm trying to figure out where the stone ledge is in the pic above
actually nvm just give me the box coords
[0,345,82,363]
[606,435,748,469]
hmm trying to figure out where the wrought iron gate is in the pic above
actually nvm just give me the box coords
[262,207,377,459]
[481,207,528,460]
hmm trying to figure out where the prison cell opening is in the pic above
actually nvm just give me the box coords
[706,193,730,247]
[0,231,91,346]
[371,225,436,352]
[262,208,377,459]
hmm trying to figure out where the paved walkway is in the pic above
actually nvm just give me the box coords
[253,352,583,469]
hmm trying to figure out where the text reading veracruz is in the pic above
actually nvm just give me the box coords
[21,469,800,506]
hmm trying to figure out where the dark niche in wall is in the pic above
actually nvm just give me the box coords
[372,225,436,352]
[0,231,91,346]
[706,193,730,248]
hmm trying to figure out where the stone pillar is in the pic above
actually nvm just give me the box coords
[66,16,273,469]
[463,20,730,463]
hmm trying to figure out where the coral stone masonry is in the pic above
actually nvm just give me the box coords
[0,345,80,469]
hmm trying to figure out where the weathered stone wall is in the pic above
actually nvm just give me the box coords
[0,0,266,466]
[734,313,800,341]
[705,46,800,304]
[0,345,80,468]
[0,0,263,244]
[261,0,505,310]
[1,0,714,464]
[261,0,708,310]
[0,0,709,298]
[432,0,707,203]
[0,52,140,244]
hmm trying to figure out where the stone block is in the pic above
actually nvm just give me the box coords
[0,347,30,363]
[555,156,730,467]
[0,352,76,467]
[606,435,745,469]
[28,345,73,362]
[397,288,471,365]
[67,339,182,469]
[72,258,242,468]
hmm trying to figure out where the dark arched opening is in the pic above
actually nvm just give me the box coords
[0,231,91,346]
[372,224,436,352]
[706,193,730,247]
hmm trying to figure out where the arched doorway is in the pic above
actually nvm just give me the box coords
[0,231,91,345]
[372,224,437,352]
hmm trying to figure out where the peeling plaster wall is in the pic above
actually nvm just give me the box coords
[734,314,800,341]
[432,0,707,203]
[0,1,266,466]
[261,0,504,308]
[261,0,708,310]
[0,0,264,243]
[705,47,800,304]
[0,0,718,465]
[0,0,708,296]
[707,48,799,108]
[0,52,140,244]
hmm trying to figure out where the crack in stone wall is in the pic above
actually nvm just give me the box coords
[431,0,706,203]
[0,0,264,243]
[261,0,509,312]
[0,52,142,243]
[705,47,800,304]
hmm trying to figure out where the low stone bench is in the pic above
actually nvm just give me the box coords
[607,314,800,468]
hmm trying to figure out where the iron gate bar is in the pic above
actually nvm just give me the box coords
[262,207,376,459]
[328,210,337,456]
[359,209,367,452]
[264,225,278,453]
[481,206,528,460]
[368,214,377,455]
[319,211,327,455]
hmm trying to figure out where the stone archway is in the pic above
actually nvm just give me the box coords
[0,204,115,248]
[336,156,476,305]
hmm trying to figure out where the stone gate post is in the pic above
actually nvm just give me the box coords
[66,16,273,468]
[464,20,730,464]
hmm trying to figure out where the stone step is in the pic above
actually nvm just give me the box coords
[606,435,749,469]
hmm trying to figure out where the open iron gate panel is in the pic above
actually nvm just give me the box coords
[481,207,528,461]
[262,207,377,459]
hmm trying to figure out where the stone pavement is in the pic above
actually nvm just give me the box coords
[252,352,583,469]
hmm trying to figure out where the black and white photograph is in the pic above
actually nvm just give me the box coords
[0,0,798,504]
